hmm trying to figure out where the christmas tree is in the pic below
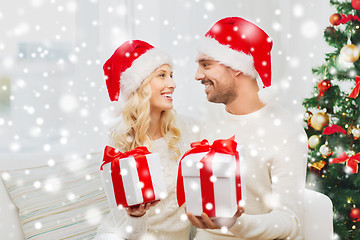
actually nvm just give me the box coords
[303,0,360,239]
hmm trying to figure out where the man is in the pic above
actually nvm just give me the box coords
[187,17,308,240]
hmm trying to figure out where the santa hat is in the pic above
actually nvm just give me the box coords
[104,40,173,101]
[199,17,274,103]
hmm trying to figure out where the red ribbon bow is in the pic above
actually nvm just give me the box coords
[349,76,360,99]
[335,14,360,25]
[176,136,242,217]
[330,152,360,174]
[100,146,150,170]
[322,124,346,135]
[101,145,155,207]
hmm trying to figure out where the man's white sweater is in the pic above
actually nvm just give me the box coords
[198,103,308,240]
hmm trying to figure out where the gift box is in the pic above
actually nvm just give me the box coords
[100,145,167,208]
[177,137,245,218]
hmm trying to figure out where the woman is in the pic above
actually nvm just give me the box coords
[95,40,200,240]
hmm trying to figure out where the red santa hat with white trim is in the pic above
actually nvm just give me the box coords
[104,40,173,101]
[199,17,274,103]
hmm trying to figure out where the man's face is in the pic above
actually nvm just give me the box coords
[195,54,237,104]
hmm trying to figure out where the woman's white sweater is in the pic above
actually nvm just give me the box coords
[94,115,200,240]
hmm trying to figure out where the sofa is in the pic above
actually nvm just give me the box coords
[0,153,333,240]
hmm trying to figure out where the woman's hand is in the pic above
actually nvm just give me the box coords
[186,205,244,229]
[125,200,160,217]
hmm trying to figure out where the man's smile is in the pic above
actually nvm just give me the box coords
[201,79,214,94]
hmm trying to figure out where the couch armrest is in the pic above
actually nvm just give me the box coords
[304,188,333,240]
[0,179,25,240]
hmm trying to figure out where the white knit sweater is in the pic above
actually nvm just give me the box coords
[94,115,200,240]
[197,103,308,240]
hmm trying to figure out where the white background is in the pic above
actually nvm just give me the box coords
[0,0,334,160]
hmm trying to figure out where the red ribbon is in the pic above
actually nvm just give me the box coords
[330,152,360,174]
[335,14,360,25]
[101,146,155,207]
[176,136,242,217]
[349,76,360,99]
[323,124,346,135]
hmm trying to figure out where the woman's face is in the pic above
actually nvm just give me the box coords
[149,64,176,113]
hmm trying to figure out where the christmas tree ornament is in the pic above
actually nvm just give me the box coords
[317,79,332,97]
[308,135,321,149]
[324,26,336,36]
[347,124,356,135]
[330,152,360,174]
[319,144,333,157]
[352,127,360,140]
[310,112,330,131]
[340,44,360,63]
[352,0,360,10]
[329,13,342,25]
[349,208,360,222]
[348,76,360,99]
[310,160,327,174]
[304,111,313,126]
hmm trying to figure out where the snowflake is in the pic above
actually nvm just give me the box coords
[205,202,213,210]
[67,192,76,201]
[85,208,103,226]
[271,22,282,32]
[47,159,56,167]
[125,225,133,233]
[59,94,78,112]
[220,226,228,233]
[301,20,319,39]
[190,181,199,191]
[43,144,51,152]
[293,4,304,17]
[192,125,200,133]
[34,221,42,230]
[43,177,62,192]
[205,2,215,12]
[33,181,41,189]
[1,172,11,181]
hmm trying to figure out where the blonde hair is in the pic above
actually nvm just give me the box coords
[109,70,181,159]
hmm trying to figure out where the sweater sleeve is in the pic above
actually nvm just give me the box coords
[95,207,148,240]
[229,129,308,240]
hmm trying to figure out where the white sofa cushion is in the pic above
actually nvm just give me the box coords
[304,189,333,240]
[1,152,109,239]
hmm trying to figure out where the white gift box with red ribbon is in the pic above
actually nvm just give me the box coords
[177,137,246,218]
[100,146,168,208]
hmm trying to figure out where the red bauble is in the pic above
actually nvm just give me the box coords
[330,13,342,25]
[318,79,332,97]
[349,208,360,222]
[352,0,360,10]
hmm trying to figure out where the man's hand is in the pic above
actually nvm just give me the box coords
[125,200,160,217]
[187,206,244,229]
